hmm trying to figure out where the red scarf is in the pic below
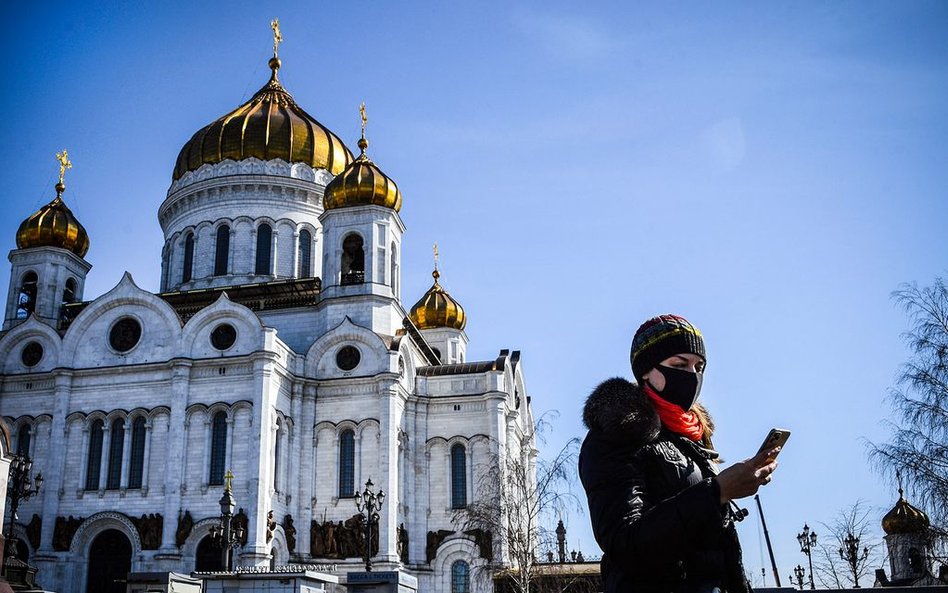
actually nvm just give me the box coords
[643,384,704,442]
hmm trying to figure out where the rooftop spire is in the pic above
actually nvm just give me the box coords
[358,102,369,153]
[55,149,72,195]
[268,18,283,81]
[433,242,441,281]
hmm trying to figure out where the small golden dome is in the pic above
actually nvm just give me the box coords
[16,183,90,257]
[173,59,353,181]
[409,269,466,330]
[323,135,402,212]
[882,488,930,535]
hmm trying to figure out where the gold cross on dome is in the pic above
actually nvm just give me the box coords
[433,242,439,271]
[270,18,283,58]
[56,149,72,185]
[224,469,235,491]
[360,102,368,138]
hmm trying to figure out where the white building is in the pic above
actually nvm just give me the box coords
[0,44,535,593]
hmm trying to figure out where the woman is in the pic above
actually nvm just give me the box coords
[579,314,778,593]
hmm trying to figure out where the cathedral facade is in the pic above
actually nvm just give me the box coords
[0,38,535,593]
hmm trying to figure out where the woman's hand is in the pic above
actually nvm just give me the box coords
[715,447,780,504]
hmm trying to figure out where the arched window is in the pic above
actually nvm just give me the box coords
[214,225,230,276]
[338,429,355,497]
[16,271,38,319]
[106,418,125,490]
[16,425,31,456]
[255,223,272,275]
[63,277,77,306]
[128,416,146,489]
[341,234,365,285]
[451,560,470,593]
[85,419,104,490]
[390,242,399,297]
[182,233,195,283]
[451,443,467,508]
[298,229,312,278]
[209,411,228,485]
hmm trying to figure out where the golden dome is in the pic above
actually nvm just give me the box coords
[324,134,402,212]
[172,58,353,181]
[409,269,466,330]
[16,183,90,257]
[882,488,930,535]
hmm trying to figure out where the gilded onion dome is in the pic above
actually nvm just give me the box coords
[323,105,402,212]
[409,269,466,330]
[16,181,90,258]
[172,57,353,181]
[882,487,930,535]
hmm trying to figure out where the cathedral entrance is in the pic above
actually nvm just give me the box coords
[195,535,225,571]
[86,529,131,593]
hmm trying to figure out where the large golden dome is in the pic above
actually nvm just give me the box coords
[882,488,930,535]
[172,58,353,181]
[16,183,90,258]
[409,269,466,330]
[324,135,402,212]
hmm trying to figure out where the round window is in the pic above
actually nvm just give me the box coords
[109,317,142,352]
[21,341,44,367]
[336,346,361,371]
[210,323,237,350]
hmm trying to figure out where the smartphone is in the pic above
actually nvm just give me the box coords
[757,428,791,459]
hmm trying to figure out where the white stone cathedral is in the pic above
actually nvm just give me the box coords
[0,36,535,593]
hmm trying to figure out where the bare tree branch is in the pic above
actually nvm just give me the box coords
[869,277,948,554]
[453,413,581,593]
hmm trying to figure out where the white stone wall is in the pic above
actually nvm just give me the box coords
[0,257,531,593]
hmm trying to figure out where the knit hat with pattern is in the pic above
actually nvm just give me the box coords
[630,314,706,382]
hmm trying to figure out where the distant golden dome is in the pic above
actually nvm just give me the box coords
[324,135,402,212]
[173,58,353,181]
[409,269,466,330]
[16,183,90,257]
[882,489,930,535]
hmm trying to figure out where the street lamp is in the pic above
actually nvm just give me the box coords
[354,478,384,572]
[839,532,869,588]
[791,565,807,590]
[5,454,43,558]
[209,470,244,571]
[797,523,818,590]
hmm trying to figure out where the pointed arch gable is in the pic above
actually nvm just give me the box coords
[61,272,183,368]
[181,293,264,358]
[304,317,389,379]
[0,316,62,374]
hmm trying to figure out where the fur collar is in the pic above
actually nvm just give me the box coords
[582,377,715,447]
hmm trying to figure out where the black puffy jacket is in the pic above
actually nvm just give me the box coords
[579,378,751,593]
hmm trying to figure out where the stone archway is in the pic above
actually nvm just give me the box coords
[86,529,131,593]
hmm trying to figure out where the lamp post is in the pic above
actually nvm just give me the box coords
[797,523,818,590]
[839,532,869,588]
[354,478,384,572]
[4,454,43,558]
[209,470,244,571]
[791,565,807,590]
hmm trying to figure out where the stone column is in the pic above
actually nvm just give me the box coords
[271,229,279,277]
[99,423,111,493]
[120,419,132,492]
[377,381,402,564]
[141,420,153,494]
[35,370,72,557]
[297,383,316,559]
[239,353,277,565]
[157,360,191,556]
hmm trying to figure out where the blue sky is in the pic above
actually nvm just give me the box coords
[2,1,946,584]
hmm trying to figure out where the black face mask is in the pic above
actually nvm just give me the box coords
[652,365,703,410]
